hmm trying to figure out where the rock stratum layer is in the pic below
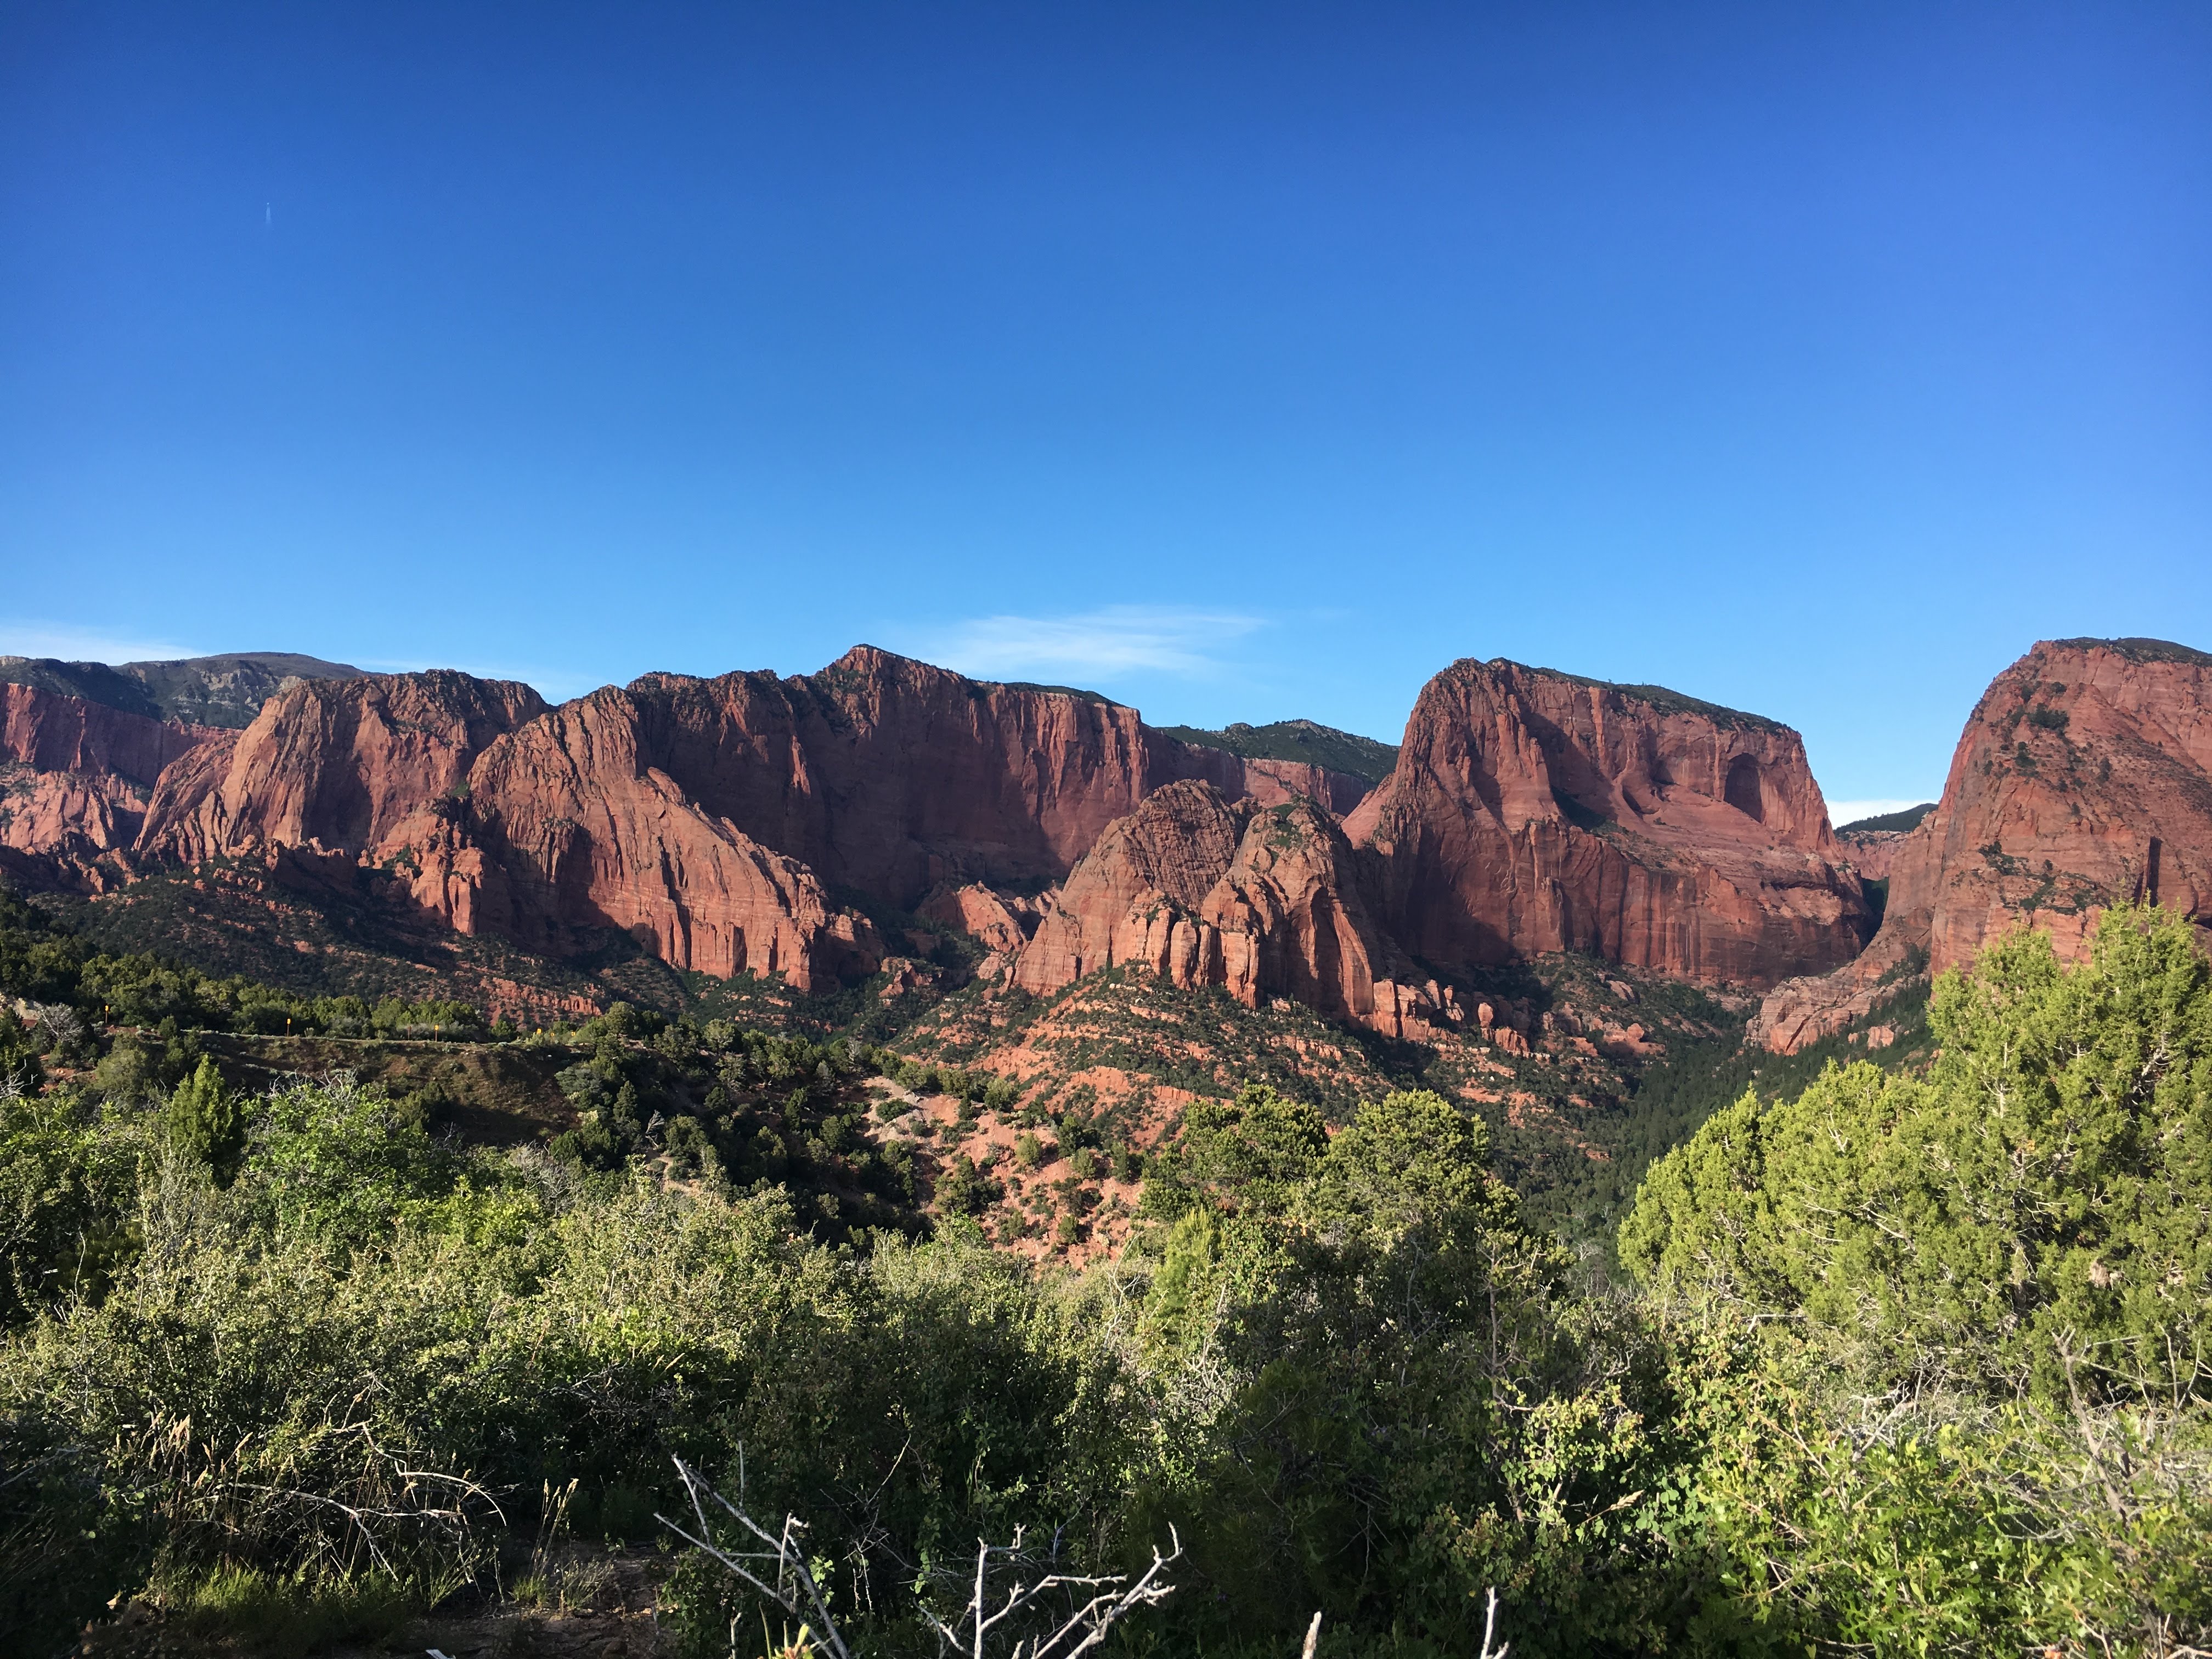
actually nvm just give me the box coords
[1345,659,1874,989]
[1754,638,2212,1052]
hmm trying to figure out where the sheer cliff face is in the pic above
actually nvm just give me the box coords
[1344,659,1873,989]
[1755,639,2212,1052]
[105,648,1361,993]
[1911,639,2211,972]
[499,649,1202,905]
[138,671,549,866]
[1009,781,1446,1036]
[0,683,220,875]
[464,648,1363,907]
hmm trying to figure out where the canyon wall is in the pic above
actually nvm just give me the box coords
[1345,659,1874,989]
[138,670,549,866]
[86,648,1365,992]
[0,682,222,879]
[4,641,1932,1024]
[1754,638,2212,1052]
[1009,780,1449,1036]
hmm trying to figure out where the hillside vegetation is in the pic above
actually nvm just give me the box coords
[1155,718,1400,783]
[3,895,2207,1656]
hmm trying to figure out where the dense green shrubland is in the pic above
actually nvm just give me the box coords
[1623,907,2212,1651]
[1,899,2207,1656]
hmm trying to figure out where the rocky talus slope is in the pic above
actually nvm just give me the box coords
[1754,637,2212,1053]
[1345,658,1875,989]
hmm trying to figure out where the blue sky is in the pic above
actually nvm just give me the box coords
[3,3,2206,821]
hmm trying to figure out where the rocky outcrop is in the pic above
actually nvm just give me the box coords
[0,683,222,880]
[2,681,216,786]
[1754,638,2212,1052]
[1345,659,1874,989]
[918,884,1048,957]
[1836,829,1910,882]
[1,768,146,862]
[918,884,1052,980]
[1165,741,1375,815]
[1009,781,1447,1036]
[137,671,548,865]
[392,691,883,990]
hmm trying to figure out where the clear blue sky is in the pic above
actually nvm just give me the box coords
[4,3,2207,819]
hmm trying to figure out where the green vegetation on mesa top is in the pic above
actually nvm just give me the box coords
[1500,659,1788,733]
[1838,801,1938,834]
[2051,635,2212,668]
[1157,718,1400,783]
[0,651,363,728]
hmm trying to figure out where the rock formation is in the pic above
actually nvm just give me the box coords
[461,648,1363,906]
[388,686,884,990]
[0,642,1918,1028]
[96,648,1372,994]
[1345,659,1874,988]
[1754,638,2212,1052]
[0,682,222,881]
[1008,781,1449,1036]
[2,681,215,786]
[138,670,549,866]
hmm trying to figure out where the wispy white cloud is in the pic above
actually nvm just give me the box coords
[1828,797,1939,827]
[0,620,206,665]
[900,606,1266,684]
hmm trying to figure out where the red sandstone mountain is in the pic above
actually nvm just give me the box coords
[138,670,549,865]
[448,648,1358,907]
[1754,638,2212,1052]
[1009,780,1452,1036]
[3,641,1888,1020]
[1345,659,1874,989]
[0,682,222,881]
[47,647,1361,992]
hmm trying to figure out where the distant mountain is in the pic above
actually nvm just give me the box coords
[0,651,364,729]
[1837,802,1937,836]
[1155,718,1400,785]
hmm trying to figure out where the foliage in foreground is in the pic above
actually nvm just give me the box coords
[1,904,2208,1657]
[1624,905,2212,1654]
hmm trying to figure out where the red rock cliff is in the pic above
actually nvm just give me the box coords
[393,682,883,990]
[1009,780,1447,1035]
[2,681,216,785]
[466,648,1355,907]
[0,683,221,875]
[1345,659,1873,989]
[412,647,1363,960]
[119,648,1355,992]
[1754,637,2212,1052]
[137,671,549,865]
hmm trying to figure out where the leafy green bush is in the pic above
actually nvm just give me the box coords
[1624,905,2212,1652]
